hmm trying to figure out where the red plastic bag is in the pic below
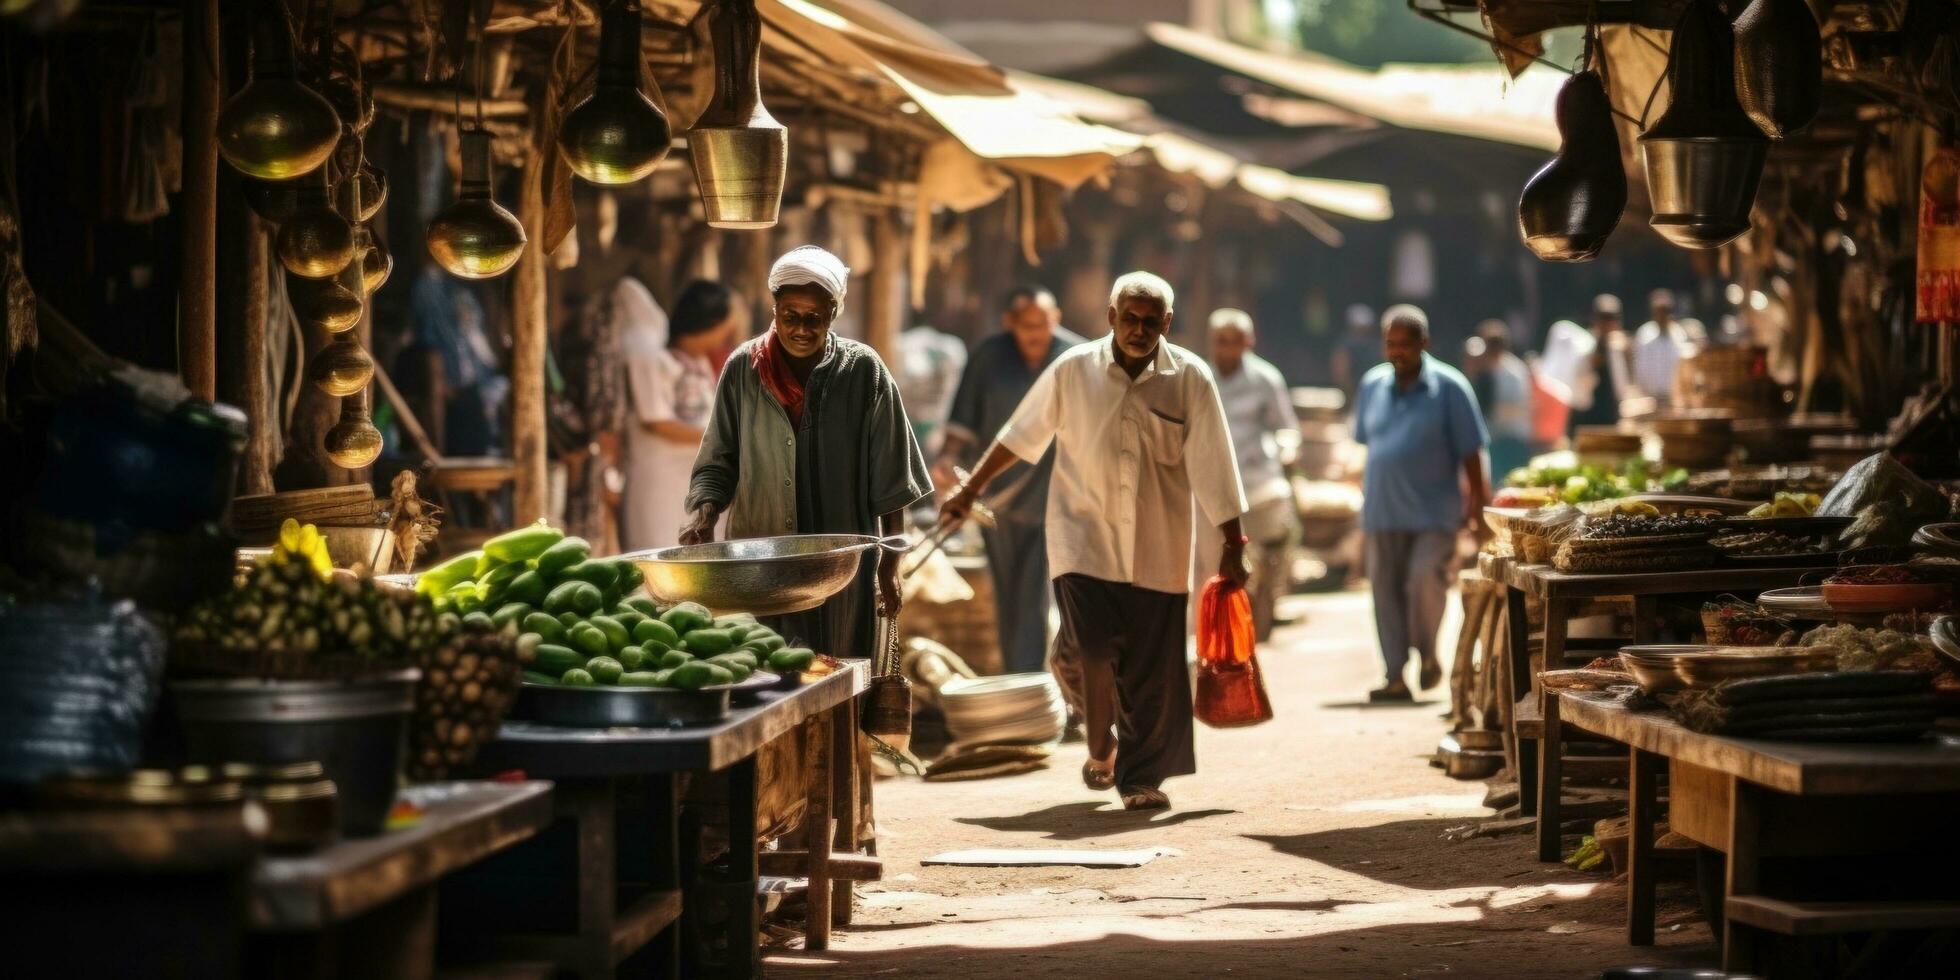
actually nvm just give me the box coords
[1194,575,1274,728]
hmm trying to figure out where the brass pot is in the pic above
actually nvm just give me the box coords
[323,398,382,469]
[309,334,373,397]
[687,0,786,229]
[1638,0,1767,249]
[289,274,363,333]
[218,13,341,180]
[426,131,527,279]
[557,0,672,184]
[1639,136,1768,249]
[361,238,393,293]
[277,172,356,278]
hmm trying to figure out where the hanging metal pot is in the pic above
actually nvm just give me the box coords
[218,12,341,181]
[557,0,672,184]
[322,397,382,469]
[426,131,527,279]
[309,333,374,397]
[1638,0,1768,249]
[687,0,787,229]
[1734,0,1822,139]
[361,237,393,294]
[288,275,363,333]
[276,170,356,278]
[1517,68,1625,262]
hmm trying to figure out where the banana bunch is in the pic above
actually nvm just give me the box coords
[271,518,334,580]
[1747,491,1821,519]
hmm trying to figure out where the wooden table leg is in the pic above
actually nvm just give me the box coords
[830,700,861,926]
[1505,586,1538,817]
[1536,690,1564,862]
[649,772,682,979]
[569,778,618,980]
[1722,777,1764,973]
[726,757,760,980]
[1628,749,1659,946]
[804,713,836,951]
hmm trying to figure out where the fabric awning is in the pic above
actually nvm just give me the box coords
[1144,22,1562,152]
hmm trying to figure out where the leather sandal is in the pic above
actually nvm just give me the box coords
[1082,758,1115,791]
[1120,787,1169,811]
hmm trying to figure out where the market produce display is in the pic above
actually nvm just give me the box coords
[1553,512,1720,572]
[408,618,521,780]
[1667,671,1939,741]
[1744,491,1820,518]
[1502,458,1689,503]
[172,520,446,678]
[1788,623,1942,673]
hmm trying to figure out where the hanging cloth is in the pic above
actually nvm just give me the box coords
[752,329,807,426]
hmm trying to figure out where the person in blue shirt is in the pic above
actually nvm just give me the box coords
[1351,305,1490,702]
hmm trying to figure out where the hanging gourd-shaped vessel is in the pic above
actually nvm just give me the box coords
[427,130,528,278]
[218,12,341,180]
[309,333,374,397]
[289,274,364,333]
[276,169,357,278]
[1518,68,1626,262]
[323,397,382,469]
[1734,0,1821,139]
[558,0,672,184]
[687,0,786,229]
[362,237,393,293]
[352,165,387,222]
[1639,0,1768,249]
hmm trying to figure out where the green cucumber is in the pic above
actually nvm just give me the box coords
[560,667,595,686]
[617,645,650,671]
[503,569,549,607]
[767,647,815,672]
[682,627,735,656]
[588,615,631,652]
[534,536,591,577]
[632,618,680,650]
[484,521,565,564]
[545,580,603,616]
[492,602,533,630]
[534,644,583,675]
[522,669,558,685]
[569,622,610,657]
[522,612,566,644]
[660,602,713,635]
[618,670,668,688]
[560,559,620,592]
[585,656,624,685]
[659,649,695,669]
[416,551,481,596]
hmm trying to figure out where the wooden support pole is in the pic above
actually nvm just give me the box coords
[239,214,273,494]
[864,209,901,367]
[179,0,220,401]
[510,140,550,524]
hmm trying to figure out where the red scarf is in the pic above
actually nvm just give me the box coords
[753,330,807,425]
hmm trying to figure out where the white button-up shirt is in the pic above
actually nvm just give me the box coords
[995,336,1247,595]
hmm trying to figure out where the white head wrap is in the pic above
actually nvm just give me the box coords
[767,245,850,314]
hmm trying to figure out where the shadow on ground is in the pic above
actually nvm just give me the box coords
[954,801,1239,842]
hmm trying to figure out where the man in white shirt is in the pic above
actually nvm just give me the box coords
[1199,309,1299,639]
[1629,288,1703,409]
[942,272,1250,811]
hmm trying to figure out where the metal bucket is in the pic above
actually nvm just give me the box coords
[170,669,418,836]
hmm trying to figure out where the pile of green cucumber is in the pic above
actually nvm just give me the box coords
[419,521,814,691]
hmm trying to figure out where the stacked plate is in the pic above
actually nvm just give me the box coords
[938,673,1066,746]
[1619,644,1838,694]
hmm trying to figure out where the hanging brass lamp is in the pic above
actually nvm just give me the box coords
[1638,0,1768,249]
[361,237,393,293]
[276,170,357,278]
[687,0,786,229]
[218,12,341,181]
[322,396,382,469]
[557,0,671,184]
[426,130,527,278]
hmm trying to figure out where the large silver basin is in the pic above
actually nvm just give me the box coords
[629,534,903,616]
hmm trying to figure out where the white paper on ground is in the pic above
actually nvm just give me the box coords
[921,846,1181,868]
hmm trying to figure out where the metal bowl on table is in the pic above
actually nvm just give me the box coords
[629,534,908,616]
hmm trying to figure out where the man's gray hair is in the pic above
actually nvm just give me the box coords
[1208,308,1254,337]
[1109,271,1175,312]
[1381,303,1429,338]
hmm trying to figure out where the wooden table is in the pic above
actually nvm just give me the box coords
[251,780,554,978]
[472,664,872,979]
[1482,557,1818,857]
[1555,691,1960,969]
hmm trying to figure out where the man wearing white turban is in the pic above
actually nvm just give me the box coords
[681,245,934,657]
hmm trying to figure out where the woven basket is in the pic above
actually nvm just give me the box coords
[1677,346,1776,417]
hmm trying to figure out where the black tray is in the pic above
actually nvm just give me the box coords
[514,682,730,728]
[1717,549,1840,568]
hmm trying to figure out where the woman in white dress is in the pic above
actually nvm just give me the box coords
[621,278,738,550]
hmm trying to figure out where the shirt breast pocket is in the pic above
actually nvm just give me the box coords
[1142,408,1186,466]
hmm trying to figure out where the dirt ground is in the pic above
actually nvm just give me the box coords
[768,590,1720,979]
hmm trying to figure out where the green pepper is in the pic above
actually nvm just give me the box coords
[484,520,565,564]
[633,618,680,651]
[522,612,567,644]
[569,622,610,657]
[588,615,631,652]
[613,559,645,594]
[533,644,583,675]
[492,602,533,629]
[503,569,549,607]
[585,656,624,685]
[560,667,595,687]
[535,536,592,577]
[682,627,735,656]
[416,551,482,596]
[617,645,649,671]
[767,647,815,672]
[660,602,713,635]
[561,559,621,593]
[544,580,603,616]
